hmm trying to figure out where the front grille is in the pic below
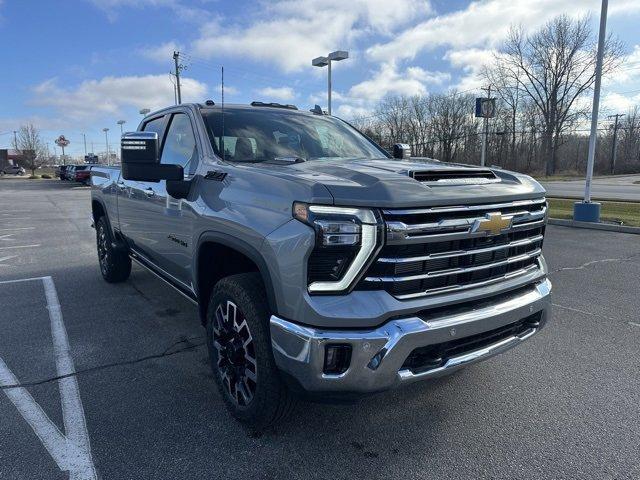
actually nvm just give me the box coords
[401,312,542,375]
[361,198,547,299]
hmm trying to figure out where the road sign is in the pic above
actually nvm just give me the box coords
[55,135,70,148]
[475,98,496,118]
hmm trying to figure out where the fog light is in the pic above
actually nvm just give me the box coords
[323,344,352,375]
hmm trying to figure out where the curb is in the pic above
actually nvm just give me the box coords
[548,218,640,235]
[546,195,640,204]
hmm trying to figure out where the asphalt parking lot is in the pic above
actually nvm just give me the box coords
[0,178,639,480]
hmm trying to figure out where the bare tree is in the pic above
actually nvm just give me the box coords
[427,92,475,162]
[13,124,47,176]
[491,15,623,175]
[618,106,640,173]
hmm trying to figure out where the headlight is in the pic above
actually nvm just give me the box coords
[293,202,380,293]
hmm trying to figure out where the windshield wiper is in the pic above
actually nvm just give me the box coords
[270,156,307,164]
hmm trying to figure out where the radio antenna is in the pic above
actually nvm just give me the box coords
[221,65,225,161]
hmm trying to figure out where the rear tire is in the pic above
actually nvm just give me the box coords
[206,273,295,430]
[96,216,131,283]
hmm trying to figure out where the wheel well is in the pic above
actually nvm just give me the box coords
[197,242,268,324]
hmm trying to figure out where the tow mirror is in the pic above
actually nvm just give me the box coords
[393,143,411,159]
[121,132,183,181]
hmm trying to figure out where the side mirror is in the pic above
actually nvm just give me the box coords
[393,143,411,159]
[121,132,183,181]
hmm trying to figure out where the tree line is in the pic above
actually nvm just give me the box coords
[352,15,638,176]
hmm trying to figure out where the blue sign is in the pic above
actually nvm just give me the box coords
[475,98,496,118]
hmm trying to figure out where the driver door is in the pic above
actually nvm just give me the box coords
[138,111,200,287]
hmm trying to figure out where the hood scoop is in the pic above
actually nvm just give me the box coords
[409,169,500,185]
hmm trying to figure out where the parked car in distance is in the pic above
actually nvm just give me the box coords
[91,101,551,430]
[65,165,75,180]
[73,165,92,184]
[56,165,66,179]
[2,164,26,175]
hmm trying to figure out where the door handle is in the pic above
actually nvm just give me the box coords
[144,187,155,197]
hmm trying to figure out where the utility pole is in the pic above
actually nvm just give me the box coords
[173,51,183,104]
[82,133,87,156]
[12,131,18,150]
[608,113,624,175]
[480,85,492,167]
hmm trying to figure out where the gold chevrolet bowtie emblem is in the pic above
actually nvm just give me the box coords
[473,212,513,235]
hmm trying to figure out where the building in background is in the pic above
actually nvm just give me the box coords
[0,149,29,169]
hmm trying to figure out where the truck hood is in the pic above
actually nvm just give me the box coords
[247,157,546,208]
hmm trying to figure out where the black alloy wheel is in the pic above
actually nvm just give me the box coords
[211,300,258,407]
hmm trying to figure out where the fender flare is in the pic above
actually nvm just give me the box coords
[91,198,114,235]
[193,231,279,319]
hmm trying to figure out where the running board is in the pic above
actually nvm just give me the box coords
[129,251,198,306]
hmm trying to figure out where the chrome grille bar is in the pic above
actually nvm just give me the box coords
[387,219,545,245]
[394,264,542,300]
[377,234,544,264]
[366,248,542,283]
[386,206,546,242]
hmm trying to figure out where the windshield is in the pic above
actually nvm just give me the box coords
[202,108,387,162]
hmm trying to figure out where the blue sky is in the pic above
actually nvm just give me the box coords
[1,0,640,157]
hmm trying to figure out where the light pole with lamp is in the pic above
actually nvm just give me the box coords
[139,108,150,116]
[312,51,348,115]
[102,128,110,166]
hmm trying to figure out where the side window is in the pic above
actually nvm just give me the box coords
[161,114,198,171]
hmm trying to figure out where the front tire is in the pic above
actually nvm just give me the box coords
[206,273,295,430]
[95,216,131,283]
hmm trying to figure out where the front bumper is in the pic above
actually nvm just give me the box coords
[270,279,551,394]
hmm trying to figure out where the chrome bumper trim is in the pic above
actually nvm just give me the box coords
[270,279,551,394]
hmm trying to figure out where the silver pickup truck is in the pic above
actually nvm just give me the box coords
[91,101,551,429]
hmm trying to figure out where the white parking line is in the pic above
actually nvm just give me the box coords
[0,276,97,479]
[0,244,41,251]
[0,255,18,265]
[0,227,35,232]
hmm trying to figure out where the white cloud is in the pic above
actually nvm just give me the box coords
[138,41,182,63]
[193,0,432,72]
[256,87,297,102]
[349,63,449,102]
[32,75,208,120]
[444,48,496,91]
[602,92,640,112]
[330,63,449,119]
[367,0,640,64]
[87,0,210,23]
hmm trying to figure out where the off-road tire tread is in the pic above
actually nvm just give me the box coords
[206,273,295,430]
[96,216,131,283]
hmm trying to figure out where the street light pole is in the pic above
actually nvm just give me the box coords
[327,59,332,115]
[117,120,126,135]
[574,0,608,223]
[103,128,110,166]
[312,51,348,115]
